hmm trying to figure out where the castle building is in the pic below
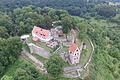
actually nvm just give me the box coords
[68,43,81,64]
[32,26,53,42]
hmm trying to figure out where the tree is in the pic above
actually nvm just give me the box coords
[109,47,120,60]
[77,21,88,40]
[1,75,13,80]
[14,68,31,80]
[0,12,13,36]
[44,15,52,29]
[13,6,45,35]
[48,9,59,21]
[62,16,73,40]
[13,63,48,80]
[45,55,64,78]
[62,16,76,29]
[0,63,5,77]
[96,5,116,18]
[56,10,69,20]
[0,37,22,77]
[0,27,9,38]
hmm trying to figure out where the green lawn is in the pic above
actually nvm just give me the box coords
[79,38,93,65]
[62,46,68,52]
[76,38,82,47]
[37,41,53,52]
[32,53,48,63]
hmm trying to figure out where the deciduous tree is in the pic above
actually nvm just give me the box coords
[45,55,64,78]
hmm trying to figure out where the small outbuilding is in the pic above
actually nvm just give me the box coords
[20,35,30,43]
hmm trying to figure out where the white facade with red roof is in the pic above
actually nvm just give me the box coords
[32,26,53,42]
[68,43,80,64]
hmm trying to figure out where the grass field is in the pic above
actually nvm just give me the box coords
[32,53,48,63]
[79,38,93,65]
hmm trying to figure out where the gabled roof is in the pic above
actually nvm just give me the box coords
[69,43,78,53]
[32,26,49,38]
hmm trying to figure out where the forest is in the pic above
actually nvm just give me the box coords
[0,0,120,80]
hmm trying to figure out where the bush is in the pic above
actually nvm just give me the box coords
[45,55,64,78]
[113,72,119,79]
[112,58,118,64]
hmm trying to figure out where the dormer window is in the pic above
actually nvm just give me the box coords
[36,32,38,33]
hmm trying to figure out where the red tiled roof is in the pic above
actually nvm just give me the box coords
[32,26,49,38]
[69,43,77,53]
[32,37,39,42]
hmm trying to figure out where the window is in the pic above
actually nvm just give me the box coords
[76,49,78,51]
[77,57,78,59]
[75,54,76,55]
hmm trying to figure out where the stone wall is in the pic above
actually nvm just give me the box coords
[28,43,50,58]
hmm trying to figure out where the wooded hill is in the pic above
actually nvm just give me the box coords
[0,0,120,80]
